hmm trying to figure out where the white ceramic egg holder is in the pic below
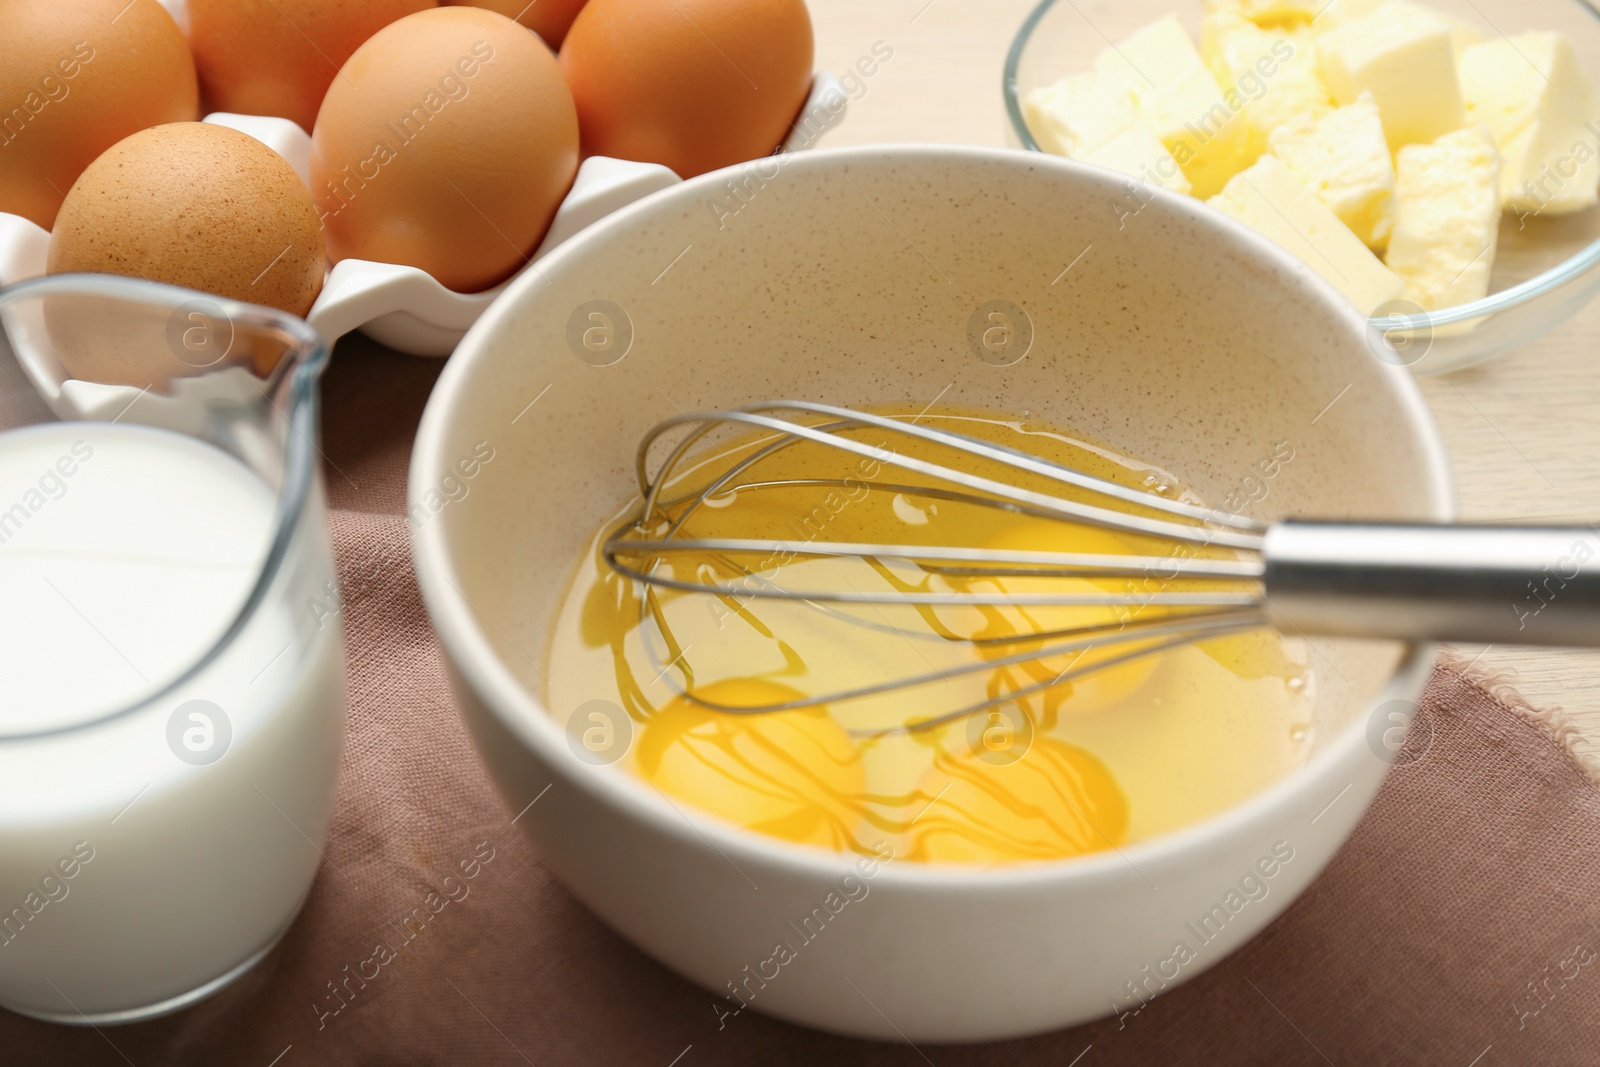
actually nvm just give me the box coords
[0,73,846,423]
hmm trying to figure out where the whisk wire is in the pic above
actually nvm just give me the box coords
[605,552,1261,607]
[611,537,1265,580]
[662,608,1266,723]
[611,401,1274,731]
[631,402,1266,549]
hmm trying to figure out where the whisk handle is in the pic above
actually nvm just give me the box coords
[1262,522,1600,646]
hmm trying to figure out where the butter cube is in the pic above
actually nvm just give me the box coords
[1079,124,1196,196]
[1209,154,1405,314]
[1023,72,1139,157]
[1385,126,1501,309]
[1269,94,1396,248]
[1095,16,1252,197]
[1317,2,1465,151]
[1202,0,1323,26]
[1309,0,1385,31]
[1312,0,1484,52]
[1202,13,1333,162]
[1315,0,1485,58]
[1461,33,1600,215]
[1447,19,1486,59]
[1023,74,1193,194]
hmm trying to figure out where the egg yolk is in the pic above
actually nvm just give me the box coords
[905,734,1130,864]
[548,407,1314,864]
[973,519,1160,718]
[635,680,867,850]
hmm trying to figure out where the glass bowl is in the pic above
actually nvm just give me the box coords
[1004,0,1600,376]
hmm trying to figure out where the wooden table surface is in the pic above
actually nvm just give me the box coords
[806,0,1600,746]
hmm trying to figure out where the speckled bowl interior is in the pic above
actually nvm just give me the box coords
[434,146,1449,738]
[411,144,1453,1041]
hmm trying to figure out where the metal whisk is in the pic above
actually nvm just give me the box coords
[604,401,1600,730]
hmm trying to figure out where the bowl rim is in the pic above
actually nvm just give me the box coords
[1001,0,1600,331]
[411,142,1456,891]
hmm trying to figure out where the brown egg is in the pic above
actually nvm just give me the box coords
[188,0,437,133]
[311,8,579,293]
[46,123,325,386]
[444,0,588,47]
[0,0,198,229]
[560,0,814,178]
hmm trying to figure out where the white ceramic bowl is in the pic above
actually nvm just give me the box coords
[409,144,1454,1042]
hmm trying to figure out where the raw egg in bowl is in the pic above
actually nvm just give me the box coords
[409,144,1452,1041]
